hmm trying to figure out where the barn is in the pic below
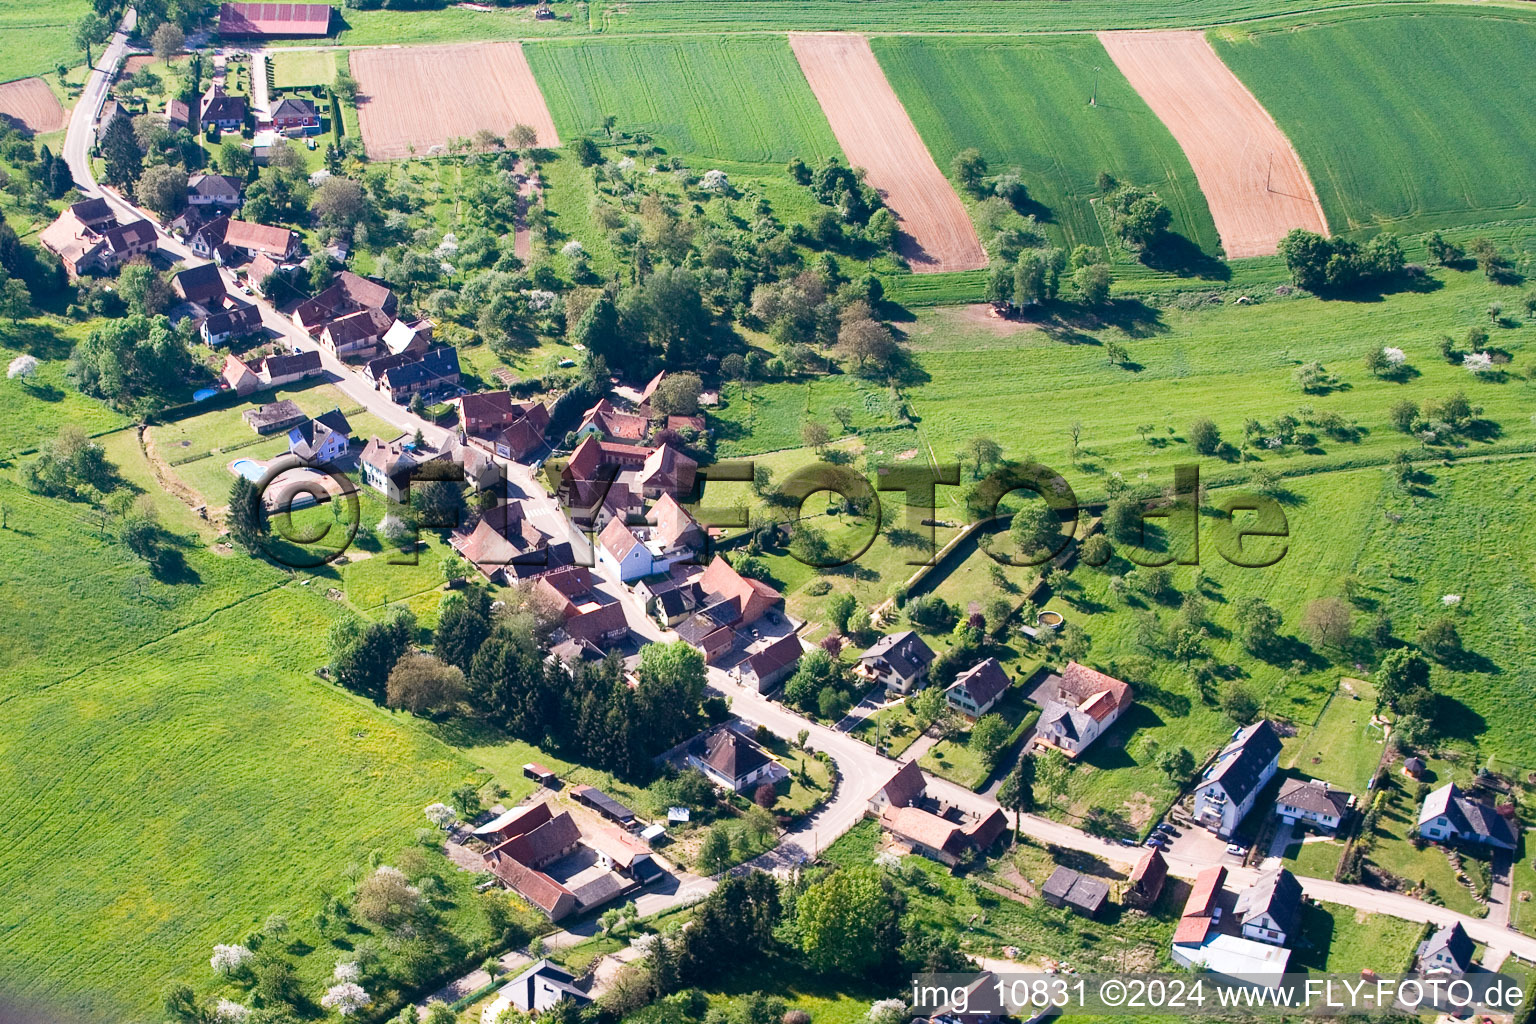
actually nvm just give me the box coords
[218,3,333,38]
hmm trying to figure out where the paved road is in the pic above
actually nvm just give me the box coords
[63,9,137,194]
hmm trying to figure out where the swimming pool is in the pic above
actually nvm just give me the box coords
[231,458,264,482]
[192,387,220,402]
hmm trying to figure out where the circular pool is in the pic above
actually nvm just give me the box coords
[1038,610,1065,631]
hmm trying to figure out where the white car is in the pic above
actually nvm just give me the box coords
[1225,843,1246,856]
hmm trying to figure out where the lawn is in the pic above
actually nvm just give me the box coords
[1366,766,1486,918]
[0,317,133,454]
[708,378,906,458]
[849,697,924,758]
[1511,834,1536,937]
[1281,679,1387,792]
[873,35,1219,255]
[1212,9,1536,235]
[0,0,92,83]
[1282,834,1347,880]
[269,48,336,89]
[523,36,841,165]
[921,686,1042,791]
[1291,901,1424,973]
[0,478,473,1021]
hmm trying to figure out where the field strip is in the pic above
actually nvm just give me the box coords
[351,41,559,160]
[1098,29,1328,258]
[788,32,987,274]
[0,77,66,134]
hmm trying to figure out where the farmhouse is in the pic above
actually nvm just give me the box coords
[200,85,246,133]
[686,726,786,794]
[218,2,334,37]
[482,801,650,922]
[359,433,448,502]
[172,262,226,305]
[1042,866,1110,917]
[944,657,1010,718]
[200,301,264,347]
[1170,865,1293,981]
[636,442,697,499]
[867,760,925,816]
[1233,867,1303,946]
[1417,782,1517,850]
[1192,720,1281,838]
[733,633,804,694]
[535,566,630,646]
[319,308,394,359]
[856,630,936,695]
[287,409,351,464]
[576,398,650,444]
[268,96,320,134]
[186,173,241,208]
[223,220,300,262]
[878,803,1005,869]
[1274,778,1351,832]
[451,502,573,584]
[221,354,261,396]
[672,557,783,662]
[39,208,157,276]
[1029,661,1132,758]
[460,390,549,462]
[243,399,307,435]
[294,270,397,344]
[1417,922,1476,974]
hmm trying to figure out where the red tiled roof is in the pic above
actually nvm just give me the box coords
[1057,661,1133,721]
[1173,865,1226,945]
[650,492,701,550]
[875,760,926,809]
[218,2,333,37]
[223,219,295,258]
[493,809,581,869]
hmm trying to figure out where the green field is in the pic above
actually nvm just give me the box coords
[1282,681,1386,792]
[873,35,1220,254]
[0,0,91,83]
[0,476,471,1020]
[524,36,841,164]
[269,48,337,88]
[1213,10,1536,235]
[1,320,133,454]
[1293,901,1423,973]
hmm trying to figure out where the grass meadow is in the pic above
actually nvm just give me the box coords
[269,48,337,89]
[0,0,91,83]
[872,35,1220,255]
[1212,9,1536,236]
[524,37,841,165]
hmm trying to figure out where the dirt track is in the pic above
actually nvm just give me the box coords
[1099,30,1327,259]
[351,42,559,161]
[0,78,66,135]
[789,33,987,274]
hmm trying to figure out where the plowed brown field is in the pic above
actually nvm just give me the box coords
[351,42,559,161]
[789,32,986,274]
[1099,30,1327,258]
[0,78,66,134]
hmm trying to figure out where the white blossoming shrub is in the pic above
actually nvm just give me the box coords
[7,355,38,380]
[1382,347,1406,367]
[424,802,457,829]
[868,998,906,1024]
[561,240,586,258]
[701,169,729,193]
[527,290,557,312]
[213,999,251,1023]
[210,944,254,975]
[1464,351,1494,374]
[873,851,903,871]
[321,983,372,1016]
[618,157,635,172]
[334,961,362,983]
[1441,594,1462,607]
[379,514,411,543]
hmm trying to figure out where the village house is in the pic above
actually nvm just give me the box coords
[94,99,122,148]
[257,350,323,387]
[166,97,195,133]
[856,630,936,695]
[1417,922,1476,974]
[1043,866,1110,917]
[459,390,549,462]
[39,206,157,276]
[733,633,804,694]
[867,760,926,816]
[945,657,1011,719]
[494,960,591,1017]
[597,518,655,582]
[319,307,395,359]
[439,433,502,493]
[481,800,652,923]
[1418,782,1518,850]
[1274,778,1352,832]
[381,316,433,358]
[865,760,1005,868]
[200,301,264,347]
[673,557,783,662]
[1029,661,1133,758]
[451,501,573,585]
[200,84,247,133]
[1191,720,1282,838]
[171,261,226,305]
[379,346,461,404]
[293,270,397,344]
[268,96,320,134]
[358,434,442,503]
[686,726,787,794]
[221,353,261,396]
[558,436,652,527]
[535,566,630,646]
[636,442,698,499]
[575,398,650,444]
[243,399,308,435]
[1170,865,1293,981]
[66,197,115,232]
[1234,867,1303,946]
[223,219,301,263]
[186,173,242,208]
[287,409,351,464]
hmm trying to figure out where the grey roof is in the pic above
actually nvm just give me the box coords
[1235,867,1303,938]
[1418,922,1475,971]
[1276,778,1351,818]
[860,630,936,680]
[1044,866,1110,914]
[1197,719,1282,806]
[948,657,1010,707]
[382,346,460,392]
[743,634,803,681]
[696,729,771,783]
[1419,783,1518,848]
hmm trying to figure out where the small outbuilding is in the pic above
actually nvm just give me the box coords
[1042,866,1110,918]
[522,763,557,787]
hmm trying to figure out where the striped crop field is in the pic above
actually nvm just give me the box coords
[1212,9,1536,235]
[524,36,841,165]
[871,35,1220,255]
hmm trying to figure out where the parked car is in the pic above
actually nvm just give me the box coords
[1225,843,1246,856]
[1144,836,1166,849]
[1156,822,1177,835]
[1119,837,1139,847]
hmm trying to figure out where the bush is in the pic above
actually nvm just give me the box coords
[906,594,956,632]
[1187,417,1221,455]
